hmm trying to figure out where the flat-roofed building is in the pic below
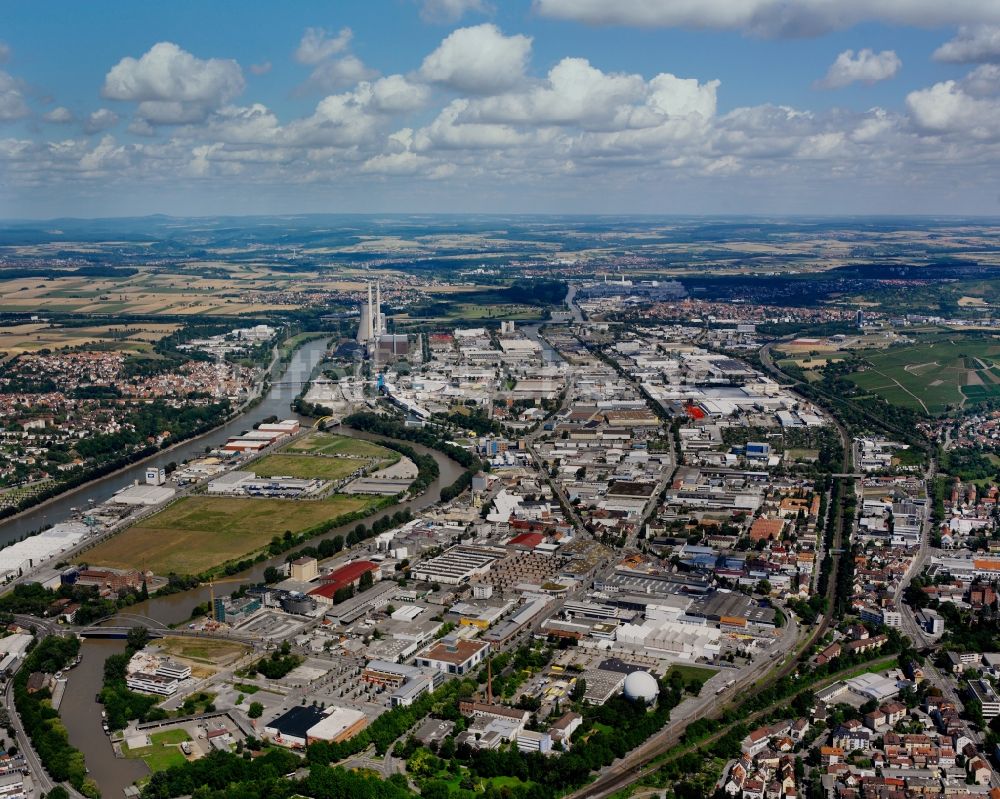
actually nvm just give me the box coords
[459,701,530,724]
[516,729,552,754]
[363,659,424,687]
[264,705,326,749]
[415,636,489,675]
[126,672,179,696]
[290,557,318,582]
[305,707,367,744]
[969,679,1000,719]
[410,545,505,585]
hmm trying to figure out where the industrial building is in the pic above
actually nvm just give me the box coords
[415,636,490,675]
[409,544,505,585]
[264,705,367,748]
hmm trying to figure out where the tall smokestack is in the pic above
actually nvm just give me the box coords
[367,282,374,341]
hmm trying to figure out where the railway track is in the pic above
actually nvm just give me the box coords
[571,357,855,799]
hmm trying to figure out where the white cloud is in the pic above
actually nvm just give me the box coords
[0,43,10,64]
[934,26,1000,64]
[816,49,901,89]
[133,100,210,125]
[42,107,74,123]
[127,117,156,137]
[303,56,378,93]
[420,24,532,94]
[250,61,273,76]
[102,42,245,124]
[79,134,132,173]
[371,75,432,113]
[362,150,435,174]
[10,18,1000,213]
[0,71,28,121]
[962,64,1000,97]
[294,27,352,65]
[534,0,1000,38]
[419,0,491,23]
[83,108,120,133]
[465,58,718,131]
[907,74,1000,139]
[414,99,530,150]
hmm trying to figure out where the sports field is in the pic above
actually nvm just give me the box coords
[847,336,1000,414]
[253,453,369,481]
[86,494,376,575]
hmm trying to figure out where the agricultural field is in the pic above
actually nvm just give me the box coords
[86,493,378,575]
[0,321,180,356]
[286,431,395,459]
[847,336,1000,414]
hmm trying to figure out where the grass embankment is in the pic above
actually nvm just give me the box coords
[276,331,327,362]
[286,432,392,458]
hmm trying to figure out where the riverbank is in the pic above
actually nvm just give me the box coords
[0,337,330,546]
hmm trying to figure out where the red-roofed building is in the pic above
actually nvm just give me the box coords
[685,404,706,420]
[750,518,785,542]
[508,532,544,549]
[309,561,380,605]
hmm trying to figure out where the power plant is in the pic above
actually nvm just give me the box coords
[356,280,388,349]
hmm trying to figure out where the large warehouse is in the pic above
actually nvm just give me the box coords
[614,617,722,661]
[410,544,505,585]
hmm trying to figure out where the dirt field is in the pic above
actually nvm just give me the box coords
[86,494,377,575]
[155,637,249,667]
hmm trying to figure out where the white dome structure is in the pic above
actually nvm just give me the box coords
[622,670,659,704]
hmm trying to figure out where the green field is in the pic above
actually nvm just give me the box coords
[87,493,378,575]
[664,664,717,686]
[449,303,542,320]
[286,431,394,459]
[846,336,1000,414]
[124,728,192,772]
[253,453,370,481]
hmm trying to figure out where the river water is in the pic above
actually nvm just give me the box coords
[0,338,328,546]
[62,639,149,798]
[43,337,465,795]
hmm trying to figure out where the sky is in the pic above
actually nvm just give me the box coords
[2,0,1000,218]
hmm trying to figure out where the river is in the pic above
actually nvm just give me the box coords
[130,429,462,626]
[62,639,149,798]
[0,333,462,625]
[0,338,328,545]
[52,335,465,795]
[521,324,564,365]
